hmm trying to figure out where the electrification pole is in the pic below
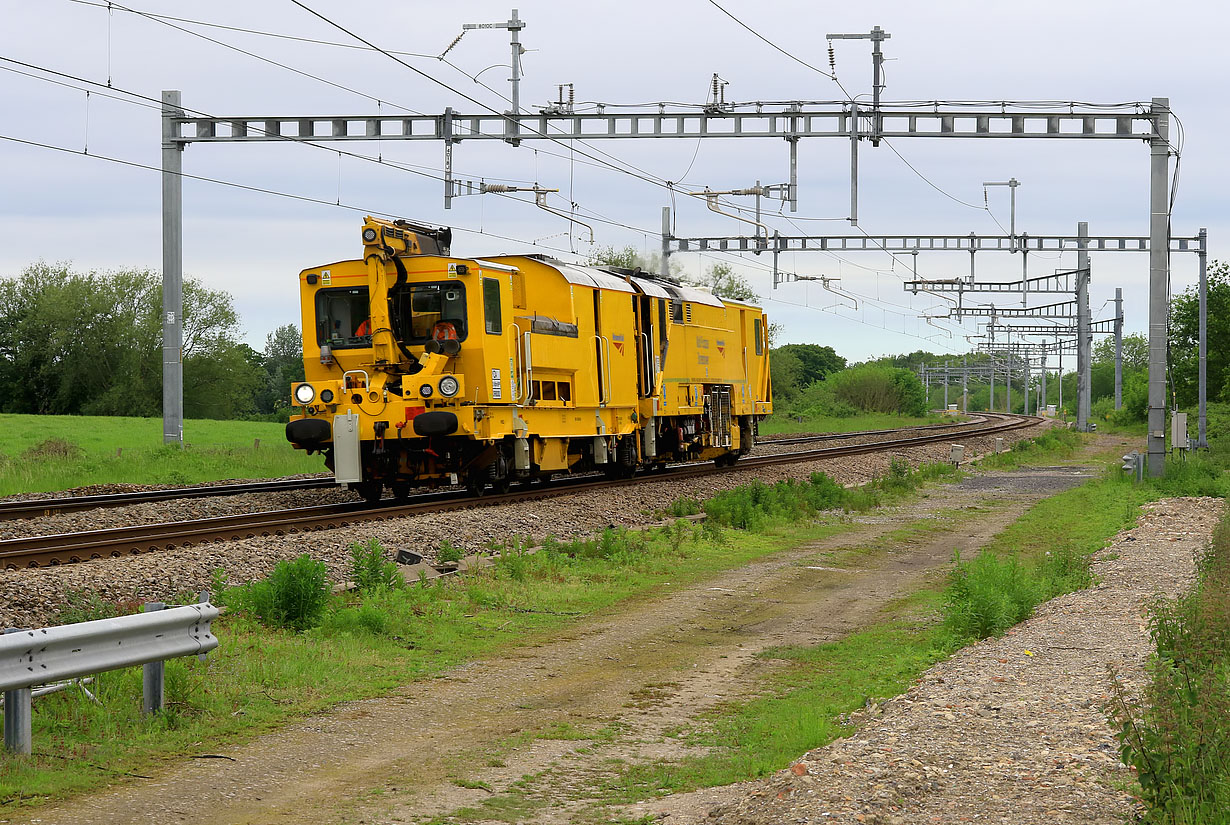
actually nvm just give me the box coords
[1197,227,1209,448]
[1147,98,1171,476]
[962,356,968,412]
[1114,287,1124,410]
[1076,221,1092,431]
[1040,345,1048,412]
[661,207,672,279]
[161,91,184,446]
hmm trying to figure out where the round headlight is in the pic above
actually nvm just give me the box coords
[419,383,434,398]
[294,384,315,404]
[438,376,460,397]
[319,389,334,404]
[362,227,378,242]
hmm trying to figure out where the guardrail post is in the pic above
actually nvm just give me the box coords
[141,603,166,715]
[3,628,32,755]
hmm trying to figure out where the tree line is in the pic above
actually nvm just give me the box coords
[0,264,302,420]
[3,259,1224,423]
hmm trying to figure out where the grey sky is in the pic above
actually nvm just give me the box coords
[1,0,1222,363]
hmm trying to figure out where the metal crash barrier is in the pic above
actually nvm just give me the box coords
[1,599,218,755]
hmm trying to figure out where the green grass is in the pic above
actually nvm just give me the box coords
[758,410,948,436]
[0,413,321,494]
[977,426,1085,469]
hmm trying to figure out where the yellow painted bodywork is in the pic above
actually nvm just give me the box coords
[288,217,773,490]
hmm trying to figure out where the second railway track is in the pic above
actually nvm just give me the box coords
[2,413,1039,570]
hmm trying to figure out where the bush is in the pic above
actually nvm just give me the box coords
[828,365,927,416]
[669,497,702,517]
[703,472,849,530]
[224,554,331,631]
[349,539,403,592]
[780,380,860,420]
[941,539,1094,642]
[942,551,1044,640]
[1108,517,1230,823]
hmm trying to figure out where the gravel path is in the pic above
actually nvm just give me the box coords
[0,422,1044,629]
[646,495,1223,825]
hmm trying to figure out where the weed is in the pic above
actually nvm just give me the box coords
[52,590,134,624]
[668,519,694,554]
[941,551,1045,640]
[223,554,330,631]
[21,438,85,461]
[437,540,463,565]
[669,497,702,517]
[349,539,403,592]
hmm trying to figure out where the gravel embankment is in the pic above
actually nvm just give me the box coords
[0,422,1045,628]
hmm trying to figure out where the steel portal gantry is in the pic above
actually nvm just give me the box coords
[160,75,1176,472]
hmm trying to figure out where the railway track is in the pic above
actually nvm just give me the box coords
[0,477,336,522]
[0,416,983,522]
[1,413,1039,569]
[762,415,982,446]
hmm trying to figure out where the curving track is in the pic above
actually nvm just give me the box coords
[1,413,1039,570]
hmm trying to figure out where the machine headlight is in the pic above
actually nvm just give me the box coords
[438,376,460,397]
[362,227,378,242]
[320,389,334,404]
[419,383,434,398]
[294,384,315,404]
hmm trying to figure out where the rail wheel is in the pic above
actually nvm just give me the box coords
[465,475,487,497]
[390,480,411,501]
[354,481,383,504]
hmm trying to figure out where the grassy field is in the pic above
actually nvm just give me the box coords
[0,414,322,495]
[759,410,949,436]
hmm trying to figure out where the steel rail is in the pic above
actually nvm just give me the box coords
[762,415,984,446]
[0,478,336,522]
[2,414,1038,569]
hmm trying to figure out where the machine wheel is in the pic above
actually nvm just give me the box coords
[354,481,383,504]
[615,437,638,478]
[486,451,512,494]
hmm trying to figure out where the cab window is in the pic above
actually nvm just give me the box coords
[316,287,371,349]
[482,277,502,334]
[393,282,468,343]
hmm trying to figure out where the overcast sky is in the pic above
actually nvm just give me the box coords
[1,0,1223,365]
